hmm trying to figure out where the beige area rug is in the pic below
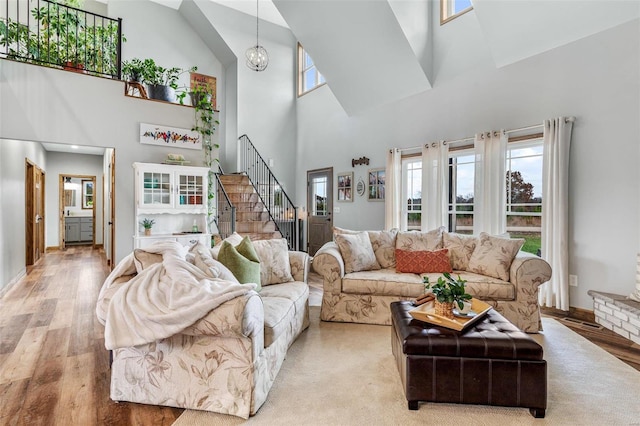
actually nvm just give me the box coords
[174,307,639,425]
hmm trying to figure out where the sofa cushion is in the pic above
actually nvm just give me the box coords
[342,269,424,297]
[261,282,309,347]
[395,248,453,274]
[443,232,477,271]
[218,236,262,289]
[335,231,381,273]
[211,232,244,259]
[252,238,294,286]
[396,227,445,251]
[421,271,515,301]
[190,242,238,282]
[367,229,398,269]
[468,232,524,281]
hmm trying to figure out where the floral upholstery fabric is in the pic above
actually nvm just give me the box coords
[367,229,398,268]
[252,238,294,286]
[313,238,551,332]
[101,249,311,419]
[334,231,381,273]
[396,227,445,251]
[468,232,524,281]
[443,232,477,271]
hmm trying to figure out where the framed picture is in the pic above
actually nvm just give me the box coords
[337,172,353,202]
[368,168,385,201]
[82,180,94,209]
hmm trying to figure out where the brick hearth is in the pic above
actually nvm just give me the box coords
[588,290,640,345]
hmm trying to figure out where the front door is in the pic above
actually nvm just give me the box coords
[307,168,333,255]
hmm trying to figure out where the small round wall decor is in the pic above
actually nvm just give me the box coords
[356,178,366,197]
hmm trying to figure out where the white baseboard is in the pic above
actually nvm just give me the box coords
[0,268,27,298]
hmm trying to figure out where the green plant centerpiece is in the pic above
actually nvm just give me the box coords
[140,218,155,236]
[423,272,472,319]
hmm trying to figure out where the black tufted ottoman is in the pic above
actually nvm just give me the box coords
[391,301,546,418]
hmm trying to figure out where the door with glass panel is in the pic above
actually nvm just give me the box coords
[307,168,333,255]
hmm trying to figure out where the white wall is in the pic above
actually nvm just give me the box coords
[45,151,104,247]
[295,20,640,310]
[0,139,47,292]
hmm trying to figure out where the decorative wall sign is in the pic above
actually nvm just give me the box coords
[352,156,370,167]
[368,168,385,201]
[140,123,202,150]
[337,172,353,202]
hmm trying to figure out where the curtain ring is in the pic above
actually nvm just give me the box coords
[424,143,429,149]
[442,141,447,145]
[431,142,437,148]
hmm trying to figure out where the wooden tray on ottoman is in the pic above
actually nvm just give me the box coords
[409,298,492,331]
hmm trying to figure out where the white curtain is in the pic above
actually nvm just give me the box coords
[473,130,507,235]
[421,141,449,231]
[385,148,402,230]
[539,117,573,310]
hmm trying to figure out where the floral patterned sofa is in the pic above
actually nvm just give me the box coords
[96,235,310,419]
[312,227,551,332]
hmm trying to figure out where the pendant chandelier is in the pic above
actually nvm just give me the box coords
[245,0,269,72]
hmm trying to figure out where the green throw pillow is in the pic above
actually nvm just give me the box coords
[218,236,261,290]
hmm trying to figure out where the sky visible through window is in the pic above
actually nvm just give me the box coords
[453,0,473,15]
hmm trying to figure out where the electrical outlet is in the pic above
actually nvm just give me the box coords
[334,207,340,213]
[569,275,578,287]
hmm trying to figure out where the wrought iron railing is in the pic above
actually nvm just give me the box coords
[214,172,236,240]
[1,0,122,78]
[239,134,298,250]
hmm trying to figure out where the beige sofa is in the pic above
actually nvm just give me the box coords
[96,237,310,419]
[312,228,551,332]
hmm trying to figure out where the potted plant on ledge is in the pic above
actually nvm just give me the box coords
[141,58,197,103]
[424,273,472,319]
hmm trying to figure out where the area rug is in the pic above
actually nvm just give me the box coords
[173,307,639,425]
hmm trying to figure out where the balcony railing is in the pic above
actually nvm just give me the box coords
[1,0,122,78]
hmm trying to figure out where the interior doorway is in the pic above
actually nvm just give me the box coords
[306,167,333,255]
[59,174,96,249]
[25,160,45,266]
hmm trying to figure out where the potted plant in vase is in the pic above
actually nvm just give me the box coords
[122,58,145,82]
[424,272,472,319]
[140,218,155,236]
[141,58,197,103]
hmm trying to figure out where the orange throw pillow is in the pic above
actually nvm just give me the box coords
[395,248,453,274]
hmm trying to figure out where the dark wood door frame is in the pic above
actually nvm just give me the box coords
[58,174,96,249]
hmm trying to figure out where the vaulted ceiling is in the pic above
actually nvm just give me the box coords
[153,0,639,115]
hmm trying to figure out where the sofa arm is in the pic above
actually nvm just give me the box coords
[289,251,311,282]
[510,252,552,297]
[312,242,345,295]
[182,291,264,342]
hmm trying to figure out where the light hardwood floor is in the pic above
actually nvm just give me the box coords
[1,247,638,425]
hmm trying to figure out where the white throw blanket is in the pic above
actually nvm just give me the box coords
[103,242,256,350]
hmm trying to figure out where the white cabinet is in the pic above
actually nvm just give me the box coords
[133,162,211,249]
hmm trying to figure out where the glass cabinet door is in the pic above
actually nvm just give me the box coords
[177,174,205,207]
[142,171,172,207]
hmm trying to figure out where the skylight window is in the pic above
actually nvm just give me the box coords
[441,0,473,25]
[298,43,326,96]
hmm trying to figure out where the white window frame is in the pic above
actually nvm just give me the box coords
[297,43,326,96]
[441,0,473,25]
[402,156,422,230]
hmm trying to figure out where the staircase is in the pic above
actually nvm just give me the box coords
[217,174,282,241]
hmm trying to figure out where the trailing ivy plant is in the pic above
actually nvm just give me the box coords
[190,85,219,235]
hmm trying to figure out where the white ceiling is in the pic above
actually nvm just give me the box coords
[41,142,106,156]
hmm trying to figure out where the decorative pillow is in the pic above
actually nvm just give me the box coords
[443,232,477,271]
[190,242,238,282]
[333,226,360,237]
[217,236,262,289]
[252,238,294,286]
[367,229,398,269]
[395,248,453,274]
[132,249,163,273]
[396,226,445,251]
[211,232,244,259]
[334,231,381,273]
[467,232,524,281]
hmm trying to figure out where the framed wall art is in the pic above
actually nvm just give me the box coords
[337,172,353,202]
[368,168,385,201]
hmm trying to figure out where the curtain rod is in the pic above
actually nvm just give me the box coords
[394,117,576,153]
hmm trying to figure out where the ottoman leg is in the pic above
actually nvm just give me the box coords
[529,408,545,418]
[408,401,419,410]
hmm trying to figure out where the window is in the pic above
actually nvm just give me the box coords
[298,43,326,96]
[506,138,543,255]
[447,149,475,234]
[441,0,473,25]
[402,158,422,230]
